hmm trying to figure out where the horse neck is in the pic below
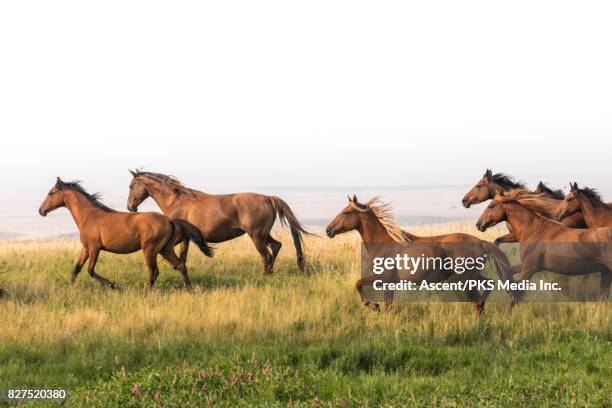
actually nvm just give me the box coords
[488,182,506,198]
[577,196,605,227]
[357,212,396,244]
[503,202,546,241]
[63,191,103,230]
[144,180,182,213]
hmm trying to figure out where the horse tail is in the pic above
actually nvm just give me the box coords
[172,219,215,258]
[480,241,523,303]
[269,196,315,272]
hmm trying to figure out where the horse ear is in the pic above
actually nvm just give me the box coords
[484,169,492,181]
[347,195,352,202]
[56,176,63,185]
[352,194,358,203]
[571,182,578,191]
[129,169,137,177]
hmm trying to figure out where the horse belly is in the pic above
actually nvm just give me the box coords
[100,230,141,254]
[206,228,246,243]
[543,253,599,276]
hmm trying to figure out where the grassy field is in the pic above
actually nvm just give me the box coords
[0,222,610,407]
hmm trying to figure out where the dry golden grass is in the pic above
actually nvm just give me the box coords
[0,222,608,346]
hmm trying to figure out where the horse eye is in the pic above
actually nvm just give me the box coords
[342,210,351,215]
[48,191,54,196]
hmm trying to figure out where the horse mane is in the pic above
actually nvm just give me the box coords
[133,170,195,197]
[58,180,116,212]
[497,189,559,218]
[575,186,610,209]
[491,173,526,190]
[535,182,565,199]
[363,197,412,246]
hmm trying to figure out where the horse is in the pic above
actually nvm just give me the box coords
[462,169,586,245]
[476,189,612,301]
[126,170,313,275]
[39,177,214,290]
[555,182,612,228]
[534,181,565,199]
[326,195,519,315]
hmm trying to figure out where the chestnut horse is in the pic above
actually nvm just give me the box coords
[126,170,312,275]
[462,170,586,245]
[555,182,612,228]
[476,189,612,301]
[39,178,214,290]
[326,196,519,315]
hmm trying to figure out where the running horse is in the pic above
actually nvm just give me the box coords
[39,178,214,290]
[462,170,586,245]
[555,183,612,228]
[476,189,612,301]
[326,196,520,315]
[126,170,313,275]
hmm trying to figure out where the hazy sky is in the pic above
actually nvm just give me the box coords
[1,1,611,197]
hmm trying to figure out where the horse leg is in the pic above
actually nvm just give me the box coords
[142,247,160,290]
[71,246,89,284]
[383,289,394,312]
[510,262,539,308]
[600,269,611,301]
[494,233,517,246]
[267,235,282,273]
[356,275,381,312]
[160,245,193,291]
[464,287,485,317]
[248,232,272,275]
[474,273,492,316]
[87,247,117,289]
[179,240,189,268]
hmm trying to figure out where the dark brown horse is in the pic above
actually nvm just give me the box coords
[39,178,214,290]
[126,170,312,275]
[476,189,611,301]
[555,182,612,228]
[326,196,519,315]
[462,170,586,245]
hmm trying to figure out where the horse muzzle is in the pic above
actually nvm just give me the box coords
[461,197,472,208]
[326,227,336,238]
[39,208,47,217]
[475,220,489,232]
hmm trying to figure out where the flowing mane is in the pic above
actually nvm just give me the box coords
[498,189,559,218]
[575,186,610,209]
[362,197,412,245]
[133,170,195,197]
[491,173,526,190]
[58,180,116,212]
[535,182,565,199]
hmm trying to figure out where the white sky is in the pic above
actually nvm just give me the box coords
[1,1,611,198]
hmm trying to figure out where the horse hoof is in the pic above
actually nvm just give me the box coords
[371,303,380,312]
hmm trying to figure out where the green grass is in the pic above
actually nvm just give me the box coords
[0,231,610,407]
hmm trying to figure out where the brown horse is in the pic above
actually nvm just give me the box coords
[39,178,214,290]
[476,189,611,301]
[326,196,519,315]
[555,182,612,228]
[462,170,586,245]
[126,170,312,275]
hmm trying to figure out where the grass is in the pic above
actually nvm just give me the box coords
[0,223,610,407]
